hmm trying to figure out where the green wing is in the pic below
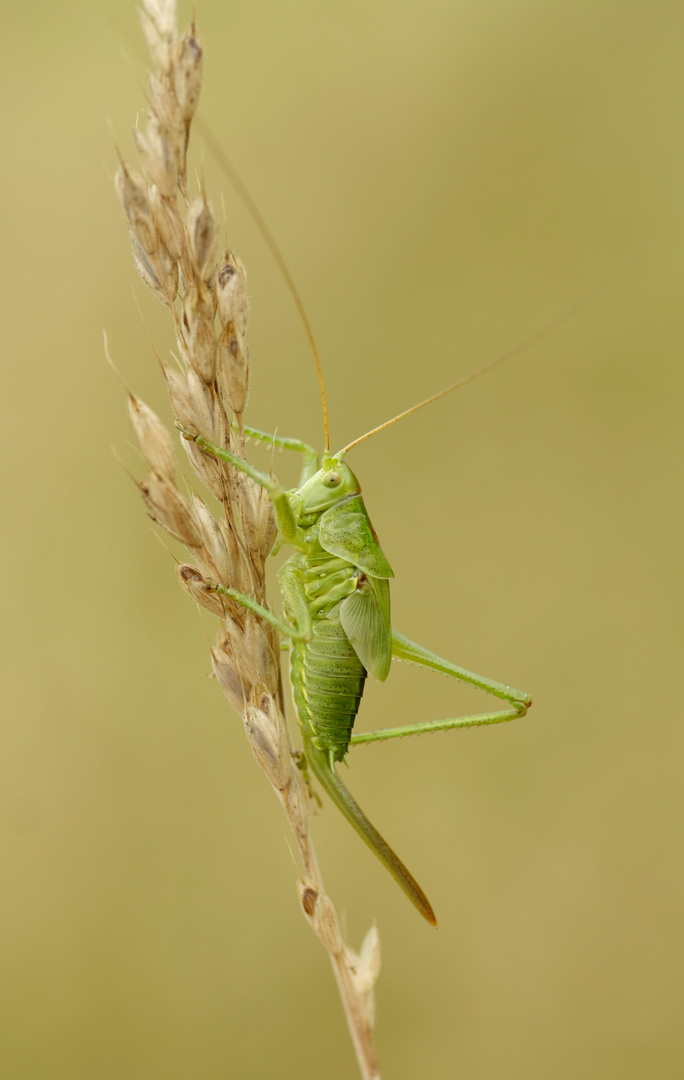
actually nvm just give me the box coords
[318,495,394,578]
[319,495,393,680]
[340,576,392,682]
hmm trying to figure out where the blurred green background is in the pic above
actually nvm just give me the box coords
[2,1,683,1076]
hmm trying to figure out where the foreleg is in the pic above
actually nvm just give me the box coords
[178,425,306,549]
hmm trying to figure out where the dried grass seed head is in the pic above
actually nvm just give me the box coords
[119,8,385,1069]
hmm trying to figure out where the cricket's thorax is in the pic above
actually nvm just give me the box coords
[287,538,367,762]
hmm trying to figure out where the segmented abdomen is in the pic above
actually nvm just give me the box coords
[290,611,366,763]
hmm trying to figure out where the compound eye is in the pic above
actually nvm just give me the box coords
[324,472,341,487]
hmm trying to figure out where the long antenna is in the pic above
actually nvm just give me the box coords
[339,255,640,457]
[198,118,330,451]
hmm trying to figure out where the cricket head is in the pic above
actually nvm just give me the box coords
[296,454,360,513]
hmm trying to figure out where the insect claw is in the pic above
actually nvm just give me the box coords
[174,420,198,440]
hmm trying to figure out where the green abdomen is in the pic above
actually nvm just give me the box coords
[291,611,366,762]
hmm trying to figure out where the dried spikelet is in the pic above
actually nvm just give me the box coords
[217,250,249,334]
[183,280,217,382]
[188,316,217,383]
[211,617,278,698]
[137,471,201,547]
[173,24,203,122]
[149,186,185,261]
[147,72,181,145]
[186,195,218,277]
[351,925,381,997]
[183,365,216,436]
[190,493,233,584]
[135,112,179,197]
[115,164,158,256]
[181,439,224,501]
[211,636,247,712]
[161,364,194,427]
[130,238,178,305]
[242,617,281,692]
[130,239,167,302]
[286,768,312,846]
[177,563,227,618]
[141,0,177,44]
[310,891,344,956]
[139,8,172,74]
[177,401,231,502]
[218,515,241,582]
[127,393,175,478]
[155,241,179,300]
[217,322,249,415]
[241,479,277,559]
[244,688,293,789]
[185,271,217,323]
